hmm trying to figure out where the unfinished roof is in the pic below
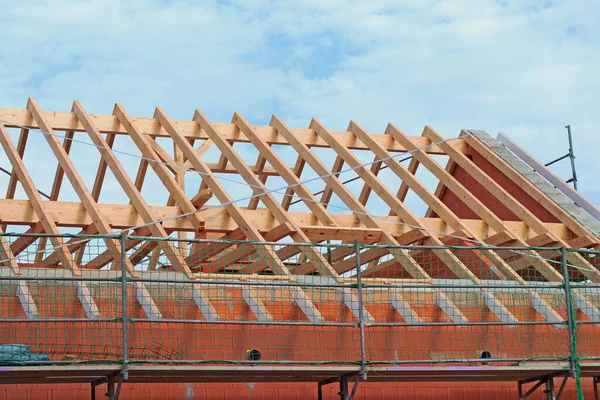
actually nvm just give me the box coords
[0,97,599,282]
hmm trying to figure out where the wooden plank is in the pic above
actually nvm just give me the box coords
[182,139,213,169]
[191,189,213,209]
[281,155,306,210]
[187,227,246,264]
[48,130,74,200]
[320,156,344,208]
[396,158,420,203]
[0,200,573,240]
[5,128,29,199]
[426,158,457,218]
[91,133,116,201]
[247,154,268,210]
[1,128,29,232]
[9,223,44,257]
[358,156,382,206]
[133,158,149,193]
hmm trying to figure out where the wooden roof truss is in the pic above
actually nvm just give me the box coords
[0,97,599,324]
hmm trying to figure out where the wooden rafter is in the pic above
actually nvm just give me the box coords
[271,116,465,323]
[423,127,600,320]
[72,101,216,320]
[154,107,329,323]
[349,121,562,323]
[0,121,100,319]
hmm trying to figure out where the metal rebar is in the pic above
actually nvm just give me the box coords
[120,234,129,380]
[354,240,367,381]
[561,247,577,379]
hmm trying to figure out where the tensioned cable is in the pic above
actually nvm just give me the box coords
[0,117,467,260]
[0,118,596,274]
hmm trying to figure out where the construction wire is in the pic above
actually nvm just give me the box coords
[0,118,596,274]
[0,116,469,237]
[0,119,592,274]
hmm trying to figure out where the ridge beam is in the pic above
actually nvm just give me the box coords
[0,107,463,154]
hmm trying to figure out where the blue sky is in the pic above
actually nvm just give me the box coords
[0,0,599,222]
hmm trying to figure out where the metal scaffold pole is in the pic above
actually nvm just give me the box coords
[561,247,583,400]
[120,234,129,381]
[355,240,367,381]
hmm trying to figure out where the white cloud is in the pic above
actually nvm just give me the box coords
[0,0,598,224]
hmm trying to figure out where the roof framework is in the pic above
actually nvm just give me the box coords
[1,97,599,324]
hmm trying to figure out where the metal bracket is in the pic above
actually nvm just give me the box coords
[91,373,123,400]
[317,373,360,400]
[518,374,568,400]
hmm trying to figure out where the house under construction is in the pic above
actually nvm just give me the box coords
[0,98,600,399]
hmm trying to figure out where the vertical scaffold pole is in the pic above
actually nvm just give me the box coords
[565,125,578,190]
[120,233,129,380]
[354,240,367,381]
[561,247,581,398]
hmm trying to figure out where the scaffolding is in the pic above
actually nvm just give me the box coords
[1,234,600,399]
[1,99,600,399]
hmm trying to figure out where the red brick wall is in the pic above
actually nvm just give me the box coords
[0,380,592,399]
